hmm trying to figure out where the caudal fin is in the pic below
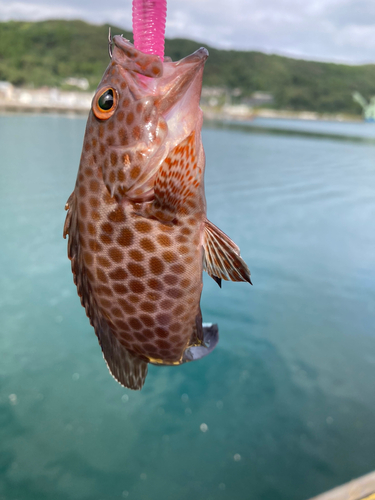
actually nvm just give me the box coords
[182,323,219,363]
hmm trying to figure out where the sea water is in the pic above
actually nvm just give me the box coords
[0,115,374,500]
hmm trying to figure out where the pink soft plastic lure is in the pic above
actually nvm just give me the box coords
[132,0,167,60]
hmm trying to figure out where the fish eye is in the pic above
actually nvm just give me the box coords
[93,87,118,120]
[98,89,114,110]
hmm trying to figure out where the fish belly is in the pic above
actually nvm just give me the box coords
[77,177,204,364]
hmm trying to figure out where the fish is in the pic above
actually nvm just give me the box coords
[63,34,251,390]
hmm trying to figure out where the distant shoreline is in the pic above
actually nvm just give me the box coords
[0,82,363,122]
[202,106,362,123]
[0,103,89,116]
[0,102,362,123]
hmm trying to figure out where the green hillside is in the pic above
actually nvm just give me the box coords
[1,19,375,114]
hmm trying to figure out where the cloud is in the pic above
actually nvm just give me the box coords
[0,0,374,63]
[325,0,375,27]
[0,0,86,20]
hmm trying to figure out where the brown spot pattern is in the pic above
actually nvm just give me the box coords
[74,112,204,363]
[129,249,144,262]
[127,262,146,278]
[117,228,133,246]
[134,220,151,233]
[108,247,123,263]
[108,207,125,223]
[140,238,156,252]
[149,257,164,275]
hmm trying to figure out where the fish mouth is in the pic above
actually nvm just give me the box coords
[112,35,164,79]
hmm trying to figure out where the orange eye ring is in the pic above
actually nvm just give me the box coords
[92,86,118,120]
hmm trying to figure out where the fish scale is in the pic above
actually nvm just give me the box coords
[64,34,251,390]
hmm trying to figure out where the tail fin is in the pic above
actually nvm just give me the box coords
[182,323,219,363]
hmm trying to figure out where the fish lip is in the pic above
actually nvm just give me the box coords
[176,47,209,65]
[112,34,131,50]
[112,35,208,69]
[112,35,164,79]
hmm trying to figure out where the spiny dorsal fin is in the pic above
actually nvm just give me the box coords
[151,131,202,221]
[203,218,252,284]
[63,192,148,390]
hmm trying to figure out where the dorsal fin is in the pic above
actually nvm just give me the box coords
[96,317,148,390]
[149,131,202,222]
[63,192,148,390]
[203,218,252,284]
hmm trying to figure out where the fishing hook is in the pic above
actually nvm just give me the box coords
[108,27,113,59]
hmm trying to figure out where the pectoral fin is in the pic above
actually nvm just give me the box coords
[147,131,202,222]
[203,218,252,284]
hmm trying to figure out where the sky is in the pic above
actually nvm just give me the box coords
[1,0,375,64]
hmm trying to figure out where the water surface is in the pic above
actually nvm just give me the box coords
[0,115,374,500]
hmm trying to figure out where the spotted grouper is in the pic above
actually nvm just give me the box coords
[64,34,251,390]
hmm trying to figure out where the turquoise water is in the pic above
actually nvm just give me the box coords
[243,117,375,139]
[0,115,375,500]
[211,116,375,143]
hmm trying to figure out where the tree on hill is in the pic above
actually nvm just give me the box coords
[1,20,375,115]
